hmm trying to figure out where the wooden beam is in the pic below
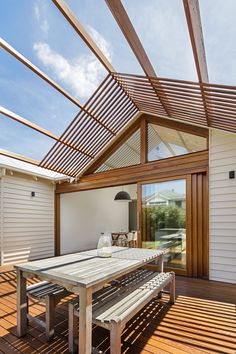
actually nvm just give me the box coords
[0,106,94,158]
[51,0,115,73]
[183,0,209,83]
[140,117,147,164]
[143,113,209,138]
[0,37,83,109]
[56,150,208,194]
[0,106,58,140]
[183,0,210,126]
[141,111,209,136]
[0,149,40,166]
[104,1,178,121]
[105,0,156,77]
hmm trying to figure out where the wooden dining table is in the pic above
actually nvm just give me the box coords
[15,246,163,354]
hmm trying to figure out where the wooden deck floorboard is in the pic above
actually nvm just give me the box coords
[0,265,235,354]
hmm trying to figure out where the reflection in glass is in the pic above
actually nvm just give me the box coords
[142,179,186,270]
[148,124,207,162]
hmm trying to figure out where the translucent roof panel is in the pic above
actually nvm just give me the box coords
[0,50,78,136]
[1,0,107,104]
[66,0,142,74]
[148,124,207,162]
[96,129,140,172]
[123,0,197,81]
[199,0,236,85]
[0,118,55,161]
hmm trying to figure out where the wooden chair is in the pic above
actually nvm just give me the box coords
[68,269,175,353]
[27,281,70,340]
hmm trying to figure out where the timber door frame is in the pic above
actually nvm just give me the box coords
[138,172,208,278]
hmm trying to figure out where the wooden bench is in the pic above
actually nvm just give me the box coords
[27,281,70,340]
[68,269,175,353]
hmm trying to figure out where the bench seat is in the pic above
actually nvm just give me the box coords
[69,269,175,353]
[27,281,70,340]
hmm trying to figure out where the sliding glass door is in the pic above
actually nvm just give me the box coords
[141,179,187,271]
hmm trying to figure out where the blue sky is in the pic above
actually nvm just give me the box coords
[1,0,236,160]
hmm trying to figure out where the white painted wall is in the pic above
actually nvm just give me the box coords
[60,185,137,254]
[209,130,236,283]
[0,171,54,265]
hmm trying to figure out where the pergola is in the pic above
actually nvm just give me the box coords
[1,0,236,177]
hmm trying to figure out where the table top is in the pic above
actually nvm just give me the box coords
[15,247,162,289]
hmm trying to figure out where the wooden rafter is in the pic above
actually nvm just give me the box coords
[0,37,83,109]
[0,149,40,166]
[183,0,209,83]
[0,106,94,159]
[183,0,210,126]
[0,38,117,136]
[105,0,184,122]
[52,0,115,73]
[0,106,58,140]
[105,0,156,77]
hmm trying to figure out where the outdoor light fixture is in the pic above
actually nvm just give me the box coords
[31,191,35,197]
[114,190,131,202]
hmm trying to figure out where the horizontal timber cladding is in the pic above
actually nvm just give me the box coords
[56,150,208,194]
[0,171,54,265]
[209,130,236,284]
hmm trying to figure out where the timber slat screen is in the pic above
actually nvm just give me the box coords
[39,74,138,176]
[114,72,236,131]
[39,71,236,177]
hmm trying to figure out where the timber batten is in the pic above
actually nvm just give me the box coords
[56,150,208,194]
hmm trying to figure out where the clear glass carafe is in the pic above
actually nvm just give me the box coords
[97,233,112,257]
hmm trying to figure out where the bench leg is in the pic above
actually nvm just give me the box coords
[110,322,122,354]
[170,273,175,304]
[68,303,78,353]
[45,295,55,341]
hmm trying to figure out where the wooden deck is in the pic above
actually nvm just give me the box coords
[0,265,235,354]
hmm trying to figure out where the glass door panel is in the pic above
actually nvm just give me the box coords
[141,179,186,270]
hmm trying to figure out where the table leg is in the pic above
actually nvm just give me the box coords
[78,287,92,354]
[16,269,27,337]
[156,253,164,272]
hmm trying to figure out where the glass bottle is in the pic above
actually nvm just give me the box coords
[97,233,112,257]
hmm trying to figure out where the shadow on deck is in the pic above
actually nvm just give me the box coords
[0,265,235,354]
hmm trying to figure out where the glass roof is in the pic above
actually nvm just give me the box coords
[0,118,55,161]
[122,0,197,80]
[199,0,236,85]
[0,0,107,105]
[66,0,142,75]
[148,124,207,162]
[0,50,78,136]
[96,129,140,172]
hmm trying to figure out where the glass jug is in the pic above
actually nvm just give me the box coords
[97,233,112,257]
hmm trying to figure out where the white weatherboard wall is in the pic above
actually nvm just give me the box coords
[60,185,137,254]
[0,171,54,265]
[209,130,236,283]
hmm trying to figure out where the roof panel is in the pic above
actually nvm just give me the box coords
[66,0,143,75]
[0,118,55,161]
[0,50,78,136]
[122,0,197,81]
[199,0,236,85]
[0,0,107,104]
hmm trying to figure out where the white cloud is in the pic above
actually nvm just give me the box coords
[33,29,112,99]
[33,2,49,35]
[88,26,112,62]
